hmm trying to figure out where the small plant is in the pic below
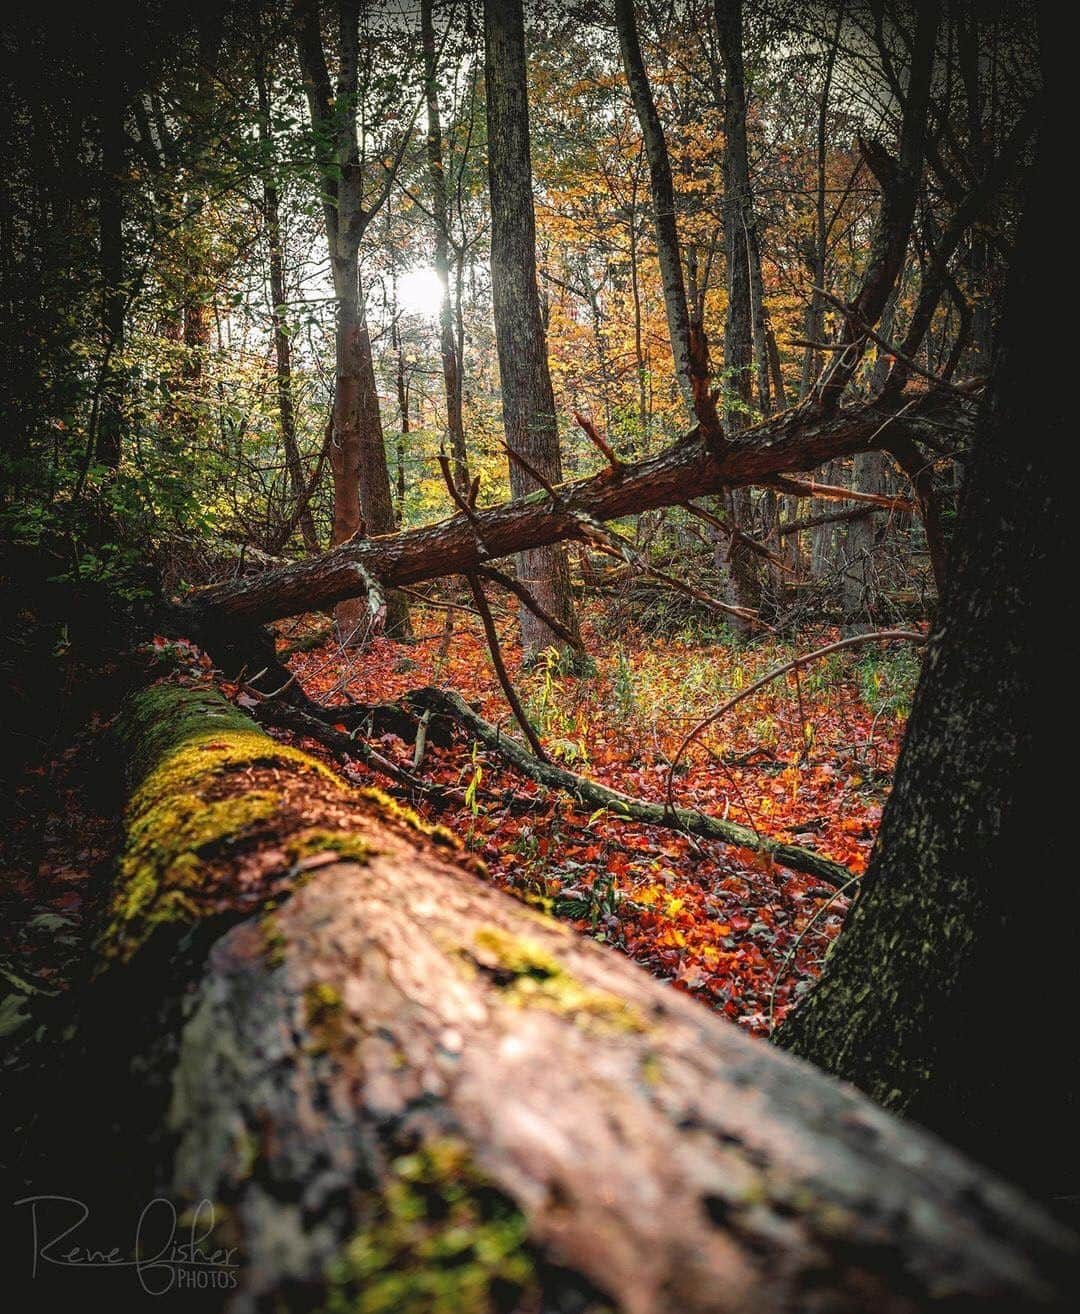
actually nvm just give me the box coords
[611,646,638,722]
[751,715,781,749]
[802,653,846,697]
[525,648,591,765]
[856,646,921,719]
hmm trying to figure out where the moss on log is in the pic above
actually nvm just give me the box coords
[64,682,1079,1311]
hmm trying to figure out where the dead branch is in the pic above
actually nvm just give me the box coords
[665,630,927,812]
[464,573,548,761]
[474,564,585,652]
[406,686,852,887]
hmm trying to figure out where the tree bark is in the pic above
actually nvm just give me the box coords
[294,0,408,643]
[257,54,320,556]
[177,385,974,632]
[422,0,469,491]
[778,86,1080,1200]
[483,0,580,659]
[36,681,1077,1312]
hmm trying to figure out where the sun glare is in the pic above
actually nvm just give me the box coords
[396,266,445,319]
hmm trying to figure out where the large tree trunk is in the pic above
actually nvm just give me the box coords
[778,85,1080,1202]
[483,0,580,661]
[26,681,1076,1312]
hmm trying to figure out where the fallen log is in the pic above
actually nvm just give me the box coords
[174,387,973,631]
[41,680,1077,1311]
[404,686,853,888]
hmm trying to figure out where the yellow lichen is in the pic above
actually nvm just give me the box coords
[285,828,373,867]
[359,787,459,850]
[468,927,647,1034]
[100,685,349,963]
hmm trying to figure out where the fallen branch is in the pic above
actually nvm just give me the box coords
[176,387,973,631]
[255,699,443,797]
[406,686,853,888]
[465,574,548,761]
[474,564,585,652]
[762,474,914,511]
[779,506,877,536]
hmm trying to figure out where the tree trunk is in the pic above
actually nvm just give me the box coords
[614,0,712,428]
[483,0,580,660]
[29,681,1076,1312]
[422,0,469,491]
[715,0,763,629]
[257,56,319,556]
[295,0,408,644]
[778,89,1080,1201]
[799,10,841,399]
[95,80,125,470]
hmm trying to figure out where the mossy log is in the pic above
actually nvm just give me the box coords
[66,683,1076,1311]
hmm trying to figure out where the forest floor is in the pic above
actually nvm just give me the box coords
[277,603,917,1036]
[0,601,918,1045]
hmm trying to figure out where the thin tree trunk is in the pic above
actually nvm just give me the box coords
[257,57,319,555]
[295,0,408,642]
[422,0,469,491]
[482,0,580,659]
[95,81,125,470]
[628,168,649,447]
[716,0,762,630]
[390,260,409,527]
[614,0,713,427]
[799,10,842,399]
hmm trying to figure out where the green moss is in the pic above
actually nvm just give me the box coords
[468,927,647,1034]
[359,787,458,849]
[304,981,346,1055]
[100,684,346,963]
[259,913,287,968]
[103,789,281,960]
[285,828,373,867]
[322,1139,535,1314]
